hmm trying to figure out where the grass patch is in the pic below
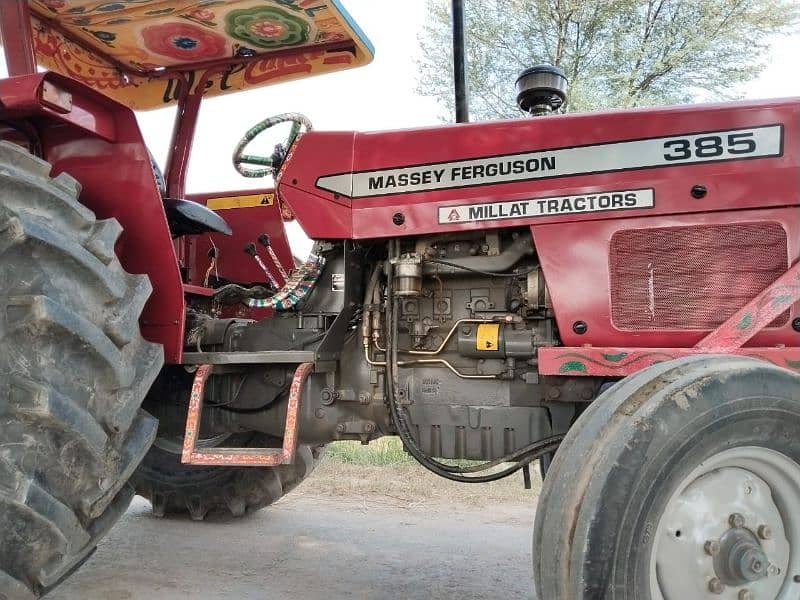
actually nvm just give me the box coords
[326,437,484,468]
[302,437,544,508]
[326,437,414,466]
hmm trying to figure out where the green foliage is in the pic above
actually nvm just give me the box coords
[417,0,799,119]
[326,437,486,468]
[326,438,415,466]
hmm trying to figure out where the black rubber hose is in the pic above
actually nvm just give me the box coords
[423,258,538,278]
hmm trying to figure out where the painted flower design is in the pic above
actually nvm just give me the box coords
[41,0,66,9]
[140,22,227,61]
[249,20,287,39]
[225,6,313,49]
[189,8,215,21]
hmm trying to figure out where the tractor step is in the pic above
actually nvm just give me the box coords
[180,362,313,466]
[181,350,315,364]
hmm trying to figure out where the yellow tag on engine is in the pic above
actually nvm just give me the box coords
[207,193,274,210]
[476,324,500,352]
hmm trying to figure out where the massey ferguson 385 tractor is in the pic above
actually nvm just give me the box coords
[1,1,799,598]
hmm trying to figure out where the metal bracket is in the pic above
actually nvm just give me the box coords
[182,350,315,364]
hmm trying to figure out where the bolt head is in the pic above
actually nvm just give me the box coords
[705,540,721,556]
[335,423,346,434]
[691,184,708,199]
[757,524,772,540]
[572,320,588,334]
[729,513,746,528]
[738,590,753,600]
[708,577,725,594]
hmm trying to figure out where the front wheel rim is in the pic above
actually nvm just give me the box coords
[650,446,800,599]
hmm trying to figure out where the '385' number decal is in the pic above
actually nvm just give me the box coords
[663,132,759,161]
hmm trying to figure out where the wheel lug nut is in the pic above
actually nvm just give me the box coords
[768,564,780,576]
[704,540,721,556]
[729,513,746,528]
[757,524,772,540]
[708,578,725,594]
[738,590,753,600]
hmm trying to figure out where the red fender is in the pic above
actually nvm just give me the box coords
[0,72,185,362]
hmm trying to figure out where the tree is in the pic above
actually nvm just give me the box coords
[416,0,799,120]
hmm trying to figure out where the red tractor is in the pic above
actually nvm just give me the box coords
[1,1,799,599]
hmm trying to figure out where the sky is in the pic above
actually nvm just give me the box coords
[2,0,799,254]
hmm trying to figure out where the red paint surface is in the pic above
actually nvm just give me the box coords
[0,72,185,362]
[281,98,800,239]
[185,188,294,287]
[538,346,800,377]
[165,80,203,199]
[277,130,354,239]
[0,73,117,140]
[533,208,799,348]
[0,1,36,77]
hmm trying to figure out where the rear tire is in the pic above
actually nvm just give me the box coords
[533,356,800,599]
[0,142,163,598]
[132,434,324,520]
[131,366,324,521]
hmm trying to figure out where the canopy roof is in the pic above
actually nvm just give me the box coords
[28,0,374,109]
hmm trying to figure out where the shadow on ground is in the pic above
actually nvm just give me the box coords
[51,493,538,600]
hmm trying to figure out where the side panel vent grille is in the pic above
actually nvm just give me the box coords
[610,222,789,331]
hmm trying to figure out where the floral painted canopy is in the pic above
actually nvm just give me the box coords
[28,0,374,109]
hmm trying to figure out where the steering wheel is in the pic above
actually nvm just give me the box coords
[232,113,312,178]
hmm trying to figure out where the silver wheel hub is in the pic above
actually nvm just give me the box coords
[650,447,800,599]
[715,526,770,585]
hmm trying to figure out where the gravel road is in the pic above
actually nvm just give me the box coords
[51,493,538,600]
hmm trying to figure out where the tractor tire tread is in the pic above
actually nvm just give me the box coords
[132,437,323,520]
[0,143,163,598]
[533,355,800,599]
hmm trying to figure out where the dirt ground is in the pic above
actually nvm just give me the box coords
[51,460,542,600]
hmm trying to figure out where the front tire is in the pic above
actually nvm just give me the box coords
[0,142,163,598]
[533,356,800,599]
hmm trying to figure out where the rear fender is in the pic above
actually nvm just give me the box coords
[0,72,185,362]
